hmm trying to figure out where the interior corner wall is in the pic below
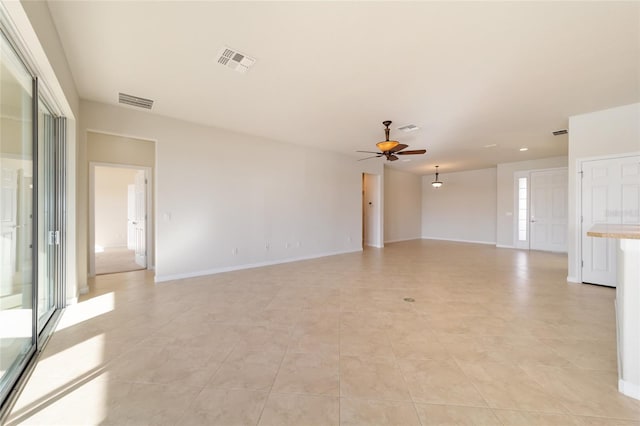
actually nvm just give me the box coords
[567,102,640,281]
[80,100,378,282]
[495,156,568,247]
[422,168,497,244]
[383,167,421,243]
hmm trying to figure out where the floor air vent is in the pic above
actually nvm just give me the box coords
[119,93,154,110]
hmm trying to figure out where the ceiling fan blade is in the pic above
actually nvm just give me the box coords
[389,143,408,153]
[388,155,399,161]
[396,149,427,155]
[358,155,382,161]
[356,150,382,154]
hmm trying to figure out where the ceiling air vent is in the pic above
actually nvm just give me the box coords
[398,124,419,132]
[119,93,154,110]
[552,129,568,136]
[217,46,256,74]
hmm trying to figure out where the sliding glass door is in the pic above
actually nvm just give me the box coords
[0,30,36,404]
[37,101,59,333]
[0,28,65,410]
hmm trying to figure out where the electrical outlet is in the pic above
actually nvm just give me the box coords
[232,248,238,255]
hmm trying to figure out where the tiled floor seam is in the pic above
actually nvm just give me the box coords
[253,336,291,426]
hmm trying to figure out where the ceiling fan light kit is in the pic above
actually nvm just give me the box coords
[431,165,443,188]
[358,120,427,162]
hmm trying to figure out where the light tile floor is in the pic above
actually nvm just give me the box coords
[7,240,640,425]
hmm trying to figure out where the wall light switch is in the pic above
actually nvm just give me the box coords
[163,212,172,221]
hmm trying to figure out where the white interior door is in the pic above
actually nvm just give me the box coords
[529,169,568,252]
[133,170,146,268]
[582,156,640,287]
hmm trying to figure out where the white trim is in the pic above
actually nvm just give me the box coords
[566,276,580,283]
[422,236,496,245]
[154,248,363,283]
[619,379,640,401]
[78,286,89,295]
[384,237,421,244]
[366,244,384,248]
[496,244,515,249]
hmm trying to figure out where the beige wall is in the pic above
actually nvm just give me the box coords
[384,167,422,243]
[422,168,497,244]
[80,100,382,282]
[94,167,138,248]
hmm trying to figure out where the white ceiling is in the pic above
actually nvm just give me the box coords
[47,1,639,174]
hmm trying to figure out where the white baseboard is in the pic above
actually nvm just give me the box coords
[154,248,363,283]
[384,237,420,244]
[79,285,89,295]
[566,276,580,284]
[619,379,640,400]
[496,244,515,249]
[422,236,496,246]
[365,244,384,248]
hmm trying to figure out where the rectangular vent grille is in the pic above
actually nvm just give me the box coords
[552,129,568,136]
[216,46,256,74]
[119,93,154,110]
[398,124,419,132]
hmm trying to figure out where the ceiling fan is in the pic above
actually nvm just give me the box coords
[358,120,427,162]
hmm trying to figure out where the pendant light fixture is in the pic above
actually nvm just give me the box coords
[375,121,400,152]
[431,165,443,188]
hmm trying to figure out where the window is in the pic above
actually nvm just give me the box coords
[518,177,528,241]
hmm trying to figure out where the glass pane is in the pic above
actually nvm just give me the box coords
[37,101,56,331]
[518,177,528,241]
[0,33,35,399]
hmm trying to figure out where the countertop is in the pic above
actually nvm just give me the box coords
[587,224,640,240]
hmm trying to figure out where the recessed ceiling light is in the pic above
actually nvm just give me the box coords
[519,147,529,152]
[483,143,497,148]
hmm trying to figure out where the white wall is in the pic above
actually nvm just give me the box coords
[80,100,383,282]
[422,168,497,244]
[384,167,421,243]
[94,167,137,249]
[495,156,568,247]
[567,103,640,281]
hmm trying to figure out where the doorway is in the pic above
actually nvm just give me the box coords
[514,167,568,251]
[580,154,640,287]
[90,164,151,275]
[362,173,383,248]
